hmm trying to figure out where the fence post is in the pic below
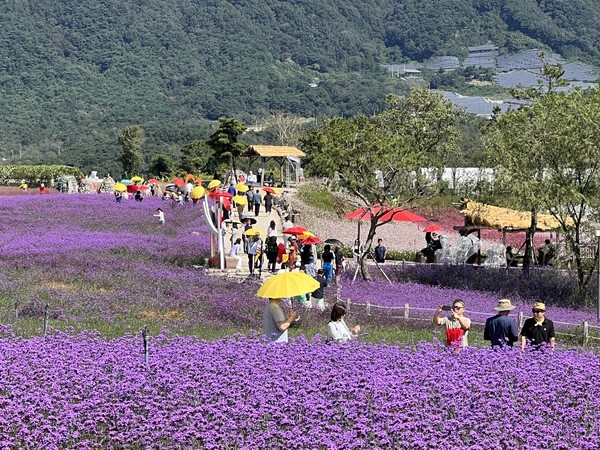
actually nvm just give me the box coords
[404,303,409,319]
[366,302,371,316]
[583,321,589,347]
[142,325,149,365]
[517,311,524,329]
[346,299,351,312]
[43,303,49,339]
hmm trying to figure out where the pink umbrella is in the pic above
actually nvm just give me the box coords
[172,178,185,187]
[137,185,150,191]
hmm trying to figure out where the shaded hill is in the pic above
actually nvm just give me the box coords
[0,0,599,175]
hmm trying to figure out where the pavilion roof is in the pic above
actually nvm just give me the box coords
[241,145,305,158]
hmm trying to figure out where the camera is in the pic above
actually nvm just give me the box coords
[441,305,452,311]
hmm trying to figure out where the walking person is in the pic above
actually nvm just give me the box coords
[264,191,273,215]
[521,302,555,350]
[252,189,262,217]
[321,244,334,283]
[265,236,279,273]
[154,208,165,226]
[432,299,471,349]
[247,233,261,276]
[310,269,328,311]
[484,299,519,348]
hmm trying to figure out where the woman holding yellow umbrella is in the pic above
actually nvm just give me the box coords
[190,185,205,205]
[232,194,248,219]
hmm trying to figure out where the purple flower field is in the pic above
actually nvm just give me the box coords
[0,332,599,449]
[2,194,600,448]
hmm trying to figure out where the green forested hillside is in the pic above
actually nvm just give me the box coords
[0,0,599,175]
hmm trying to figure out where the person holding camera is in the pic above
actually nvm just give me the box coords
[432,299,471,349]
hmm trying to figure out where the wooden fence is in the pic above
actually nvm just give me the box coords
[345,299,600,346]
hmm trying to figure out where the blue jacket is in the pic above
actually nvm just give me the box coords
[484,314,519,347]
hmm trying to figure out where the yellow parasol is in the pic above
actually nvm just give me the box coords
[208,180,221,190]
[236,183,249,193]
[190,186,205,200]
[243,227,264,236]
[232,195,248,205]
[114,183,127,192]
[131,176,144,183]
[256,271,320,298]
[19,183,28,189]
[297,231,315,240]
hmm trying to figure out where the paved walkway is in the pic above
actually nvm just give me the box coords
[207,190,290,281]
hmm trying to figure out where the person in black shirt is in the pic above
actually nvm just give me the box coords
[521,302,555,350]
[374,238,386,263]
[321,244,334,283]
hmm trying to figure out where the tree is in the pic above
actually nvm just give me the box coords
[179,140,214,175]
[483,65,600,293]
[148,154,175,179]
[118,125,145,178]
[265,111,305,146]
[207,118,247,182]
[303,89,461,280]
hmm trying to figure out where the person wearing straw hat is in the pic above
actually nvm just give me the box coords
[263,298,298,343]
[520,302,555,350]
[484,299,519,348]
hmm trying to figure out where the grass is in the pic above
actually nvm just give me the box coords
[297,183,349,214]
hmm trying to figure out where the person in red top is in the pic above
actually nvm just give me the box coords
[39,183,47,194]
[432,299,471,350]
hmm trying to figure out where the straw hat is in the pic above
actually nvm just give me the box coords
[532,302,546,311]
[494,299,516,311]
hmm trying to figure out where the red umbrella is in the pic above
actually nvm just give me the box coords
[345,205,425,223]
[211,191,233,200]
[379,209,426,223]
[283,226,309,235]
[137,185,150,191]
[147,178,159,184]
[344,204,383,220]
[126,184,138,193]
[423,224,443,233]
[262,187,279,195]
[301,236,323,245]
[173,178,185,187]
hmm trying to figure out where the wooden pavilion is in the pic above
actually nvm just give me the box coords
[239,145,306,187]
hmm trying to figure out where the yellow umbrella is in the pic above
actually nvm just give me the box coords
[236,183,249,193]
[232,195,248,205]
[243,227,263,236]
[298,231,315,240]
[131,176,144,183]
[19,183,28,189]
[256,271,320,298]
[190,186,205,199]
[208,180,221,190]
[114,183,127,192]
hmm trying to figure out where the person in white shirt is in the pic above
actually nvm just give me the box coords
[154,208,165,225]
[326,302,360,343]
[229,238,242,270]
